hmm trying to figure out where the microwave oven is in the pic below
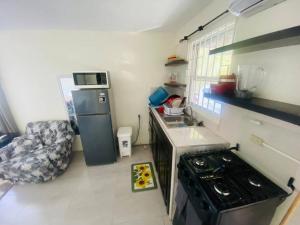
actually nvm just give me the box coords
[73,72,110,89]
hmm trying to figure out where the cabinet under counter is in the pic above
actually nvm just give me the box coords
[149,110,172,213]
[148,107,229,219]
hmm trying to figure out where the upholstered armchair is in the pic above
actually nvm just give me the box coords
[0,120,74,183]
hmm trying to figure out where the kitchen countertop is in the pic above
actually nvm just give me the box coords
[150,107,228,149]
[150,107,229,219]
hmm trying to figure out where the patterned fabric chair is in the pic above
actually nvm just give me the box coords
[0,120,74,183]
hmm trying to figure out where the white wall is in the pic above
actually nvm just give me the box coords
[176,0,300,225]
[0,31,175,149]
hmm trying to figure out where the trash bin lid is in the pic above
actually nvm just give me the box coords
[117,127,132,137]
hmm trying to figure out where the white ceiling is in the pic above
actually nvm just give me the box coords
[0,0,210,31]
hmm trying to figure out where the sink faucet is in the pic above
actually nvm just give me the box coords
[184,105,194,122]
[184,106,204,127]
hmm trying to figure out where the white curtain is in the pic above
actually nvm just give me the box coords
[0,84,18,134]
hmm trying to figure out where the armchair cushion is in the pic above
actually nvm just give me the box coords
[44,139,72,170]
[0,144,13,162]
[0,147,56,183]
[26,120,74,146]
[10,134,43,158]
[0,120,74,183]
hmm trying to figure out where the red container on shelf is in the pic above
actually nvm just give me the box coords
[210,74,236,96]
[211,83,236,95]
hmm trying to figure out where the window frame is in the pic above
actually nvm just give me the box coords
[186,22,236,117]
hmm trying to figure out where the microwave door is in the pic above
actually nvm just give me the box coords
[75,74,85,85]
[73,72,109,88]
[74,73,98,85]
[85,74,98,85]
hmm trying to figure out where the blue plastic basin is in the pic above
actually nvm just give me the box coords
[149,87,169,106]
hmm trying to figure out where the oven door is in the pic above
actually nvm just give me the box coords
[216,197,281,225]
[73,72,109,88]
[174,180,212,225]
[174,199,212,225]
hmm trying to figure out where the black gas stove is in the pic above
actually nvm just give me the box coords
[174,149,288,225]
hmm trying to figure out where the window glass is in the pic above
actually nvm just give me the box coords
[187,22,235,115]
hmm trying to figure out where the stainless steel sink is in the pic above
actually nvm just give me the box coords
[162,115,197,128]
[155,108,199,128]
[163,116,185,123]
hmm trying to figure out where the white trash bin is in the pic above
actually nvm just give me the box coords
[117,127,132,157]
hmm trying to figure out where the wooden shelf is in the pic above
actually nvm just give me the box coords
[164,82,187,88]
[165,59,188,66]
[209,26,300,55]
[204,93,300,126]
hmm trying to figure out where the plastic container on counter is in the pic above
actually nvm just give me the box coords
[149,87,169,106]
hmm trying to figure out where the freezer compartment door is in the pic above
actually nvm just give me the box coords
[72,89,110,115]
[77,114,116,165]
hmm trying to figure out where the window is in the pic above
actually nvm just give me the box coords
[59,76,80,134]
[187,23,235,115]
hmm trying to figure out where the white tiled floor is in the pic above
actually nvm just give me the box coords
[0,146,171,225]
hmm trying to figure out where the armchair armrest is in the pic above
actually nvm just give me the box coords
[45,140,72,161]
[0,134,30,161]
[58,123,75,143]
[44,139,73,171]
[55,138,71,145]
[10,134,28,146]
[11,134,42,147]
[0,144,13,162]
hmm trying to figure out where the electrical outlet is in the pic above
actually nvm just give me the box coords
[250,134,264,146]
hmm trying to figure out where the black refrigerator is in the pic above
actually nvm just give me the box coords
[72,89,117,165]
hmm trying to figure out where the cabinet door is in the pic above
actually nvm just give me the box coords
[159,135,167,204]
[159,132,172,212]
[157,131,165,200]
[157,122,173,213]
[153,116,160,171]
[149,111,158,168]
[149,111,173,214]
[153,130,159,169]
[163,134,173,213]
[149,112,154,156]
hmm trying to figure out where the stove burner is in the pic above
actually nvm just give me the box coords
[193,158,207,168]
[179,150,288,212]
[214,183,231,196]
[222,155,232,162]
[248,177,262,187]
